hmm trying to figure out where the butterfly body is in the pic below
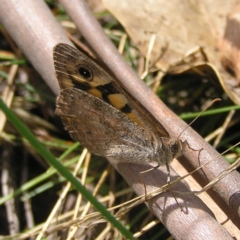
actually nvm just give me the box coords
[54,43,186,167]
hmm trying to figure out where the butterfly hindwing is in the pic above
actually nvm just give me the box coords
[56,88,158,162]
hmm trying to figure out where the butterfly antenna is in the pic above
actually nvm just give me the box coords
[178,98,221,140]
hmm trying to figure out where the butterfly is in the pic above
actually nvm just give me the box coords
[53,43,187,167]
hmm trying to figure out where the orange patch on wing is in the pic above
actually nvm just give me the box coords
[92,76,110,86]
[126,111,144,128]
[108,94,127,110]
[87,88,103,99]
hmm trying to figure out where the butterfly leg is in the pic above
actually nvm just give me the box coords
[165,163,187,210]
[139,165,158,201]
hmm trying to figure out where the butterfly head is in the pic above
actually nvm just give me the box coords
[154,138,187,166]
[171,139,187,159]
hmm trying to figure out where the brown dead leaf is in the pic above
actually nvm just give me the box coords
[102,0,240,104]
[220,4,240,104]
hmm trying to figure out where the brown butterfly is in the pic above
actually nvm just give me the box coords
[53,43,186,167]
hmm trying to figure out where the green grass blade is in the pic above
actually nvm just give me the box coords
[0,97,135,240]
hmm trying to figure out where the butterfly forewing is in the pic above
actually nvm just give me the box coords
[54,44,169,137]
